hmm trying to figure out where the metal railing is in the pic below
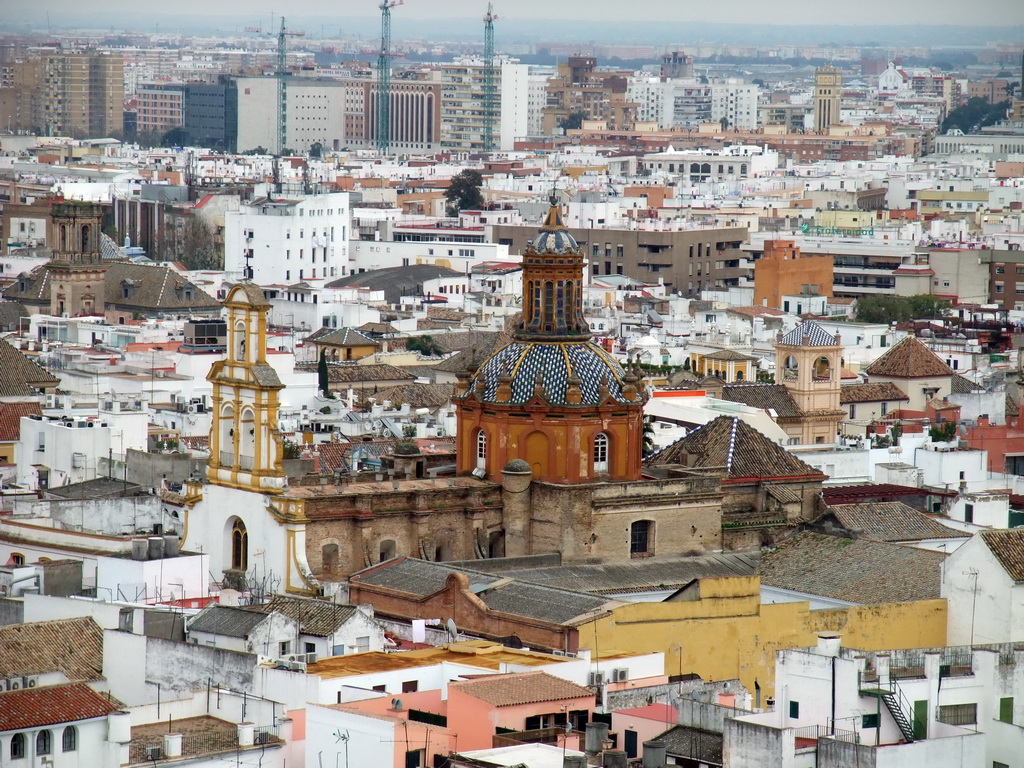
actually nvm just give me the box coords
[793,724,859,744]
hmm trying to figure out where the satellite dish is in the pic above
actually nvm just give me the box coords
[446,618,459,642]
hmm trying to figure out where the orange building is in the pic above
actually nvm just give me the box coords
[753,239,833,311]
[454,203,646,484]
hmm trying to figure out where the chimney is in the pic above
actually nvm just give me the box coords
[817,634,841,657]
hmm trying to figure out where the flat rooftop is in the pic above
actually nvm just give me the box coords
[304,640,567,680]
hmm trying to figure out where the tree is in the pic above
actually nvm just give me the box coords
[929,421,957,443]
[941,97,1010,134]
[159,216,220,270]
[444,170,484,216]
[642,416,656,457]
[407,335,445,356]
[855,294,950,324]
[558,111,586,131]
[318,348,330,396]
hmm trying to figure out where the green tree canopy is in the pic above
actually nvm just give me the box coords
[941,97,1010,134]
[444,170,484,216]
[559,111,586,131]
[854,294,951,324]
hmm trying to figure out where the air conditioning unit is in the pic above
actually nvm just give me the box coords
[303,652,318,664]
[186,404,197,414]
[612,668,629,683]
[287,660,306,672]
[588,671,605,687]
[145,746,163,760]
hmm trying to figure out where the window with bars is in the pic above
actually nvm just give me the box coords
[937,703,977,725]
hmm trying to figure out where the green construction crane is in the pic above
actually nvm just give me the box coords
[483,3,499,153]
[275,18,304,155]
[376,0,403,154]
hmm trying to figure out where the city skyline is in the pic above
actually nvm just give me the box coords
[3,0,1023,28]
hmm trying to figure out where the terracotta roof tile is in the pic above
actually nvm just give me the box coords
[827,502,964,542]
[648,416,823,480]
[0,683,120,731]
[864,336,953,379]
[0,617,104,682]
[840,382,909,405]
[980,529,1024,581]
[758,532,944,603]
[0,402,42,442]
[246,596,359,637]
[449,671,595,707]
[719,383,801,419]
[0,340,59,395]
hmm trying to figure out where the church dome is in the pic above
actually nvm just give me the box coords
[469,340,634,407]
[528,226,579,255]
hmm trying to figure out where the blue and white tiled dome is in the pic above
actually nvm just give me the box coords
[470,340,632,406]
[528,226,579,255]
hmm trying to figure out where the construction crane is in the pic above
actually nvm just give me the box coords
[275,18,305,155]
[376,0,404,154]
[482,3,499,153]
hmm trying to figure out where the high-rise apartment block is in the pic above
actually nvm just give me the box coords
[0,51,123,137]
[813,65,842,132]
[542,56,637,133]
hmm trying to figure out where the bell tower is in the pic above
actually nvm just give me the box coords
[776,320,844,444]
[48,199,107,317]
[207,283,287,494]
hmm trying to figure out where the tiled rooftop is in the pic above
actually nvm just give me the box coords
[864,336,954,379]
[0,683,119,731]
[0,617,104,682]
[827,502,965,543]
[449,671,595,707]
[758,532,945,604]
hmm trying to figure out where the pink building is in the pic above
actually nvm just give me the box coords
[447,671,597,751]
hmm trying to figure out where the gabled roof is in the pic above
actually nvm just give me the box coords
[758,532,944,603]
[0,617,104,682]
[648,416,823,481]
[0,683,120,732]
[246,596,359,637]
[326,264,463,304]
[187,604,274,638]
[827,502,964,542]
[980,529,1024,582]
[372,383,455,409]
[0,339,59,395]
[719,383,801,419]
[950,374,983,394]
[449,671,594,707]
[839,382,909,405]
[778,321,838,347]
[349,557,616,626]
[864,336,953,379]
[319,363,415,384]
[314,327,378,348]
[0,401,42,442]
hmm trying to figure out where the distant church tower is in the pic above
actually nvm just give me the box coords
[776,321,844,444]
[48,200,107,317]
[814,65,843,132]
[454,201,647,485]
[207,284,287,494]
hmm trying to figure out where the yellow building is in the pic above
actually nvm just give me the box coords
[578,576,947,697]
[688,349,756,382]
[813,66,842,133]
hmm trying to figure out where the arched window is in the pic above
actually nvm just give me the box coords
[593,432,610,474]
[220,404,235,463]
[62,726,77,752]
[814,356,832,380]
[630,520,654,556]
[783,355,799,380]
[543,281,554,327]
[475,429,487,470]
[36,730,52,755]
[10,733,25,759]
[379,539,396,562]
[231,519,248,571]
[234,321,246,362]
[322,543,339,573]
[9,553,24,566]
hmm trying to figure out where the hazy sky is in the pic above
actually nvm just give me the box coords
[10,0,1024,26]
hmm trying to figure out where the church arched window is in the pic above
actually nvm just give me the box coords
[220,404,234,463]
[630,519,654,556]
[476,429,487,470]
[234,321,246,363]
[814,356,832,380]
[593,432,610,474]
[80,224,90,253]
[784,355,799,380]
[543,281,554,327]
[230,518,248,571]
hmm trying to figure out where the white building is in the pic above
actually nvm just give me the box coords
[711,79,760,130]
[725,634,1021,768]
[233,76,347,154]
[437,58,529,152]
[627,77,712,128]
[943,529,1024,645]
[223,192,350,284]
